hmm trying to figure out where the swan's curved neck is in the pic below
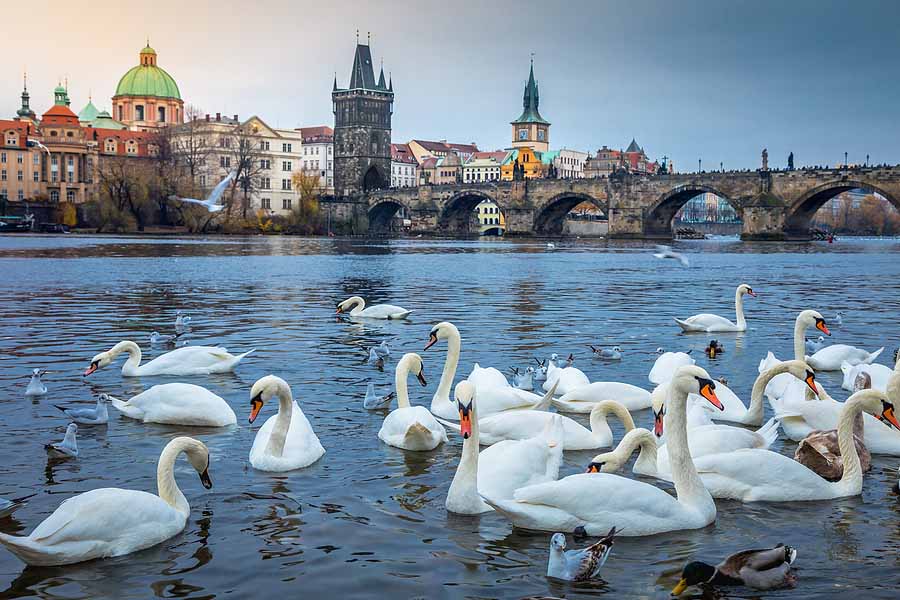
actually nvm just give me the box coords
[435,330,460,404]
[157,439,191,515]
[112,341,142,374]
[793,318,808,362]
[348,297,365,315]
[590,400,635,434]
[734,288,746,329]
[265,382,294,458]
[395,357,413,409]
[835,390,884,494]
[752,360,800,421]
[665,381,713,508]
[614,428,658,474]
[447,399,481,511]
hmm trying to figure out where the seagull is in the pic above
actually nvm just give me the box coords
[547,528,618,581]
[149,331,184,345]
[55,394,109,425]
[170,171,236,212]
[805,336,827,354]
[833,312,843,326]
[363,382,395,410]
[175,310,192,332]
[509,366,535,391]
[589,345,622,360]
[653,245,690,267]
[366,347,385,371]
[546,242,556,249]
[45,423,78,458]
[25,368,48,397]
[27,138,51,156]
[0,494,36,519]
[374,340,391,359]
[533,358,548,383]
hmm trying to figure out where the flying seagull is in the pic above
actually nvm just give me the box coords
[28,138,51,156]
[653,245,690,267]
[171,171,236,212]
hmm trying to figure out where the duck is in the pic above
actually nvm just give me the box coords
[547,528,617,582]
[841,361,892,392]
[589,345,622,360]
[672,545,798,595]
[481,366,723,536]
[649,349,694,385]
[55,394,109,425]
[84,341,254,377]
[438,399,634,451]
[686,388,900,502]
[0,436,211,566]
[248,375,325,472]
[108,383,237,427]
[45,424,78,459]
[806,335,827,354]
[363,381,394,410]
[543,354,590,395]
[336,295,411,320]
[674,283,756,333]
[425,322,556,420]
[704,340,725,359]
[378,353,447,451]
[24,368,48,397]
[0,494,35,519]
[445,381,564,515]
[552,381,652,412]
[806,344,884,371]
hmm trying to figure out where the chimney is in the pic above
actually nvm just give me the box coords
[205,114,210,122]
[234,114,238,122]
[216,112,221,122]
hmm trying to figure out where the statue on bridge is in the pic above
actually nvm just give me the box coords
[788,152,794,171]
[761,148,769,171]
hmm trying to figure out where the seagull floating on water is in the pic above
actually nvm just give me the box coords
[0,494,36,519]
[547,528,618,581]
[55,394,109,425]
[170,171,235,213]
[589,345,622,360]
[149,331,185,346]
[363,381,395,410]
[25,368,48,397]
[653,245,690,267]
[806,336,827,354]
[509,366,535,391]
[175,310,192,332]
[45,424,78,458]
[833,312,843,326]
[365,347,385,371]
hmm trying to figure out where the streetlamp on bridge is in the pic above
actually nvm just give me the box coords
[866,154,870,167]
[720,161,724,172]
[698,158,702,173]
[844,151,848,168]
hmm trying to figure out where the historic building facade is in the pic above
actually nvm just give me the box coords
[463,151,506,183]
[390,143,417,187]
[299,126,334,193]
[584,141,659,178]
[332,42,393,197]
[112,44,184,131]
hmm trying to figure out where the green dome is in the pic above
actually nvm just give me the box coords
[115,64,181,100]
[54,84,66,94]
[78,100,99,122]
[141,44,157,55]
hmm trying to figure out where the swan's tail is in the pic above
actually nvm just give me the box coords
[755,417,781,449]
[107,395,141,420]
[673,318,695,332]
[531,380,559,410]
[233,349,256,363]
[387,310,412,320]
[0,532,56,566]
[435,416,461,433]
[403,422,436,447]
[862,347,885,365]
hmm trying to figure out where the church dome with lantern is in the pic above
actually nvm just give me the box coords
[111,43,184,131]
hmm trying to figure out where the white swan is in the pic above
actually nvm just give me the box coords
[761,309,831,409]
[425,322,555,419]
[551,382,652,412]
[841,361,892,392]
[109,383,236,427]
[674,283,756,333]
[336,295,411,319]
[687,389,900,502]
[248,375,325,471]
[467,363,510,388]
[649,350,695,385]
[378,353,447,451]
[543,355,590,395]
[438,399,635,450]
[806,345,884,371]
[445,381,564,515]
[0,437,211,566]
[481,365,723,536]
[84,341,254,377]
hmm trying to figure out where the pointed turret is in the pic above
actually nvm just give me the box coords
[626,138,642,153]
[377,66,386,90]
[511,58,549,126]
[16,72,36,120]
[333,73,338,91]
[348,43,377,90]
[388,73,393,92]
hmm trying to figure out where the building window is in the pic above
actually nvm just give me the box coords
[282,198,292,210]
[135,105,144,121]
[281,179,291,190]
[260,140,270,151]
[126,141,137,155]
[118,105,123,121]
[105,139,117,153]
[518,128,528,141]
[282,161,292,171]
[260,177,270,189]
[0,152,5,163]
[158,106,166,122]
[66,189,75,202]
[282,143,292,153]
[67,131,74,138]
[260,198,271,209]
[199,174,207,187]
[50,190,59,202]
[220,156,231,168]
[260,159,270,170]
[17,189,24,201]
[17,153,23,164]
[17,170,23,181]
[33,171,38,182]
[538,129,545,141]
[0,169,5,180]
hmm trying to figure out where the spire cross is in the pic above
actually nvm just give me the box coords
[356,29,359,44]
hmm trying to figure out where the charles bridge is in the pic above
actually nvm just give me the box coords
[321,166,900,240]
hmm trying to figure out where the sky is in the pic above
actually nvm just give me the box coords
[3,0,899,171]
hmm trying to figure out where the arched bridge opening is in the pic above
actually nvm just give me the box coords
[646,185,739,239]
[367,199,408,233]
[784,180,900,239]
[438,191,497,234]
[533,193,608,235]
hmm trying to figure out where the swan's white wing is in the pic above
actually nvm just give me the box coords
[358,304,410,318]
[207,171,236,205]
[467,364,510,388]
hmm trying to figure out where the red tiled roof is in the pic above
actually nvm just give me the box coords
[298,125,333,142]
[412,139,479,155]
[419,157,439,169]
[471,151,507,161]
[41,104,80,125]
[87,127,155,156]
[391,143,417,163]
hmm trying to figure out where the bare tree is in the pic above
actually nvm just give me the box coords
[289,169,323,233]
[224,123,265,220]
[171,104,212,198]
[146,126,185,225]
[96,157,152,231]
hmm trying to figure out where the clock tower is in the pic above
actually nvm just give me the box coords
[510,59,550,153]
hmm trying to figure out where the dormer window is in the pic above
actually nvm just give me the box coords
[104,138,117,153]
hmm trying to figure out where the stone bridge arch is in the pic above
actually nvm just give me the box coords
[534,192,608,234]
[784,178,900,238]
[438,189,499,233]
[645,184,739,238]
[367,197,410,233]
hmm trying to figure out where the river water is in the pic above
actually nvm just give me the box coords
[0,234,898,599]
